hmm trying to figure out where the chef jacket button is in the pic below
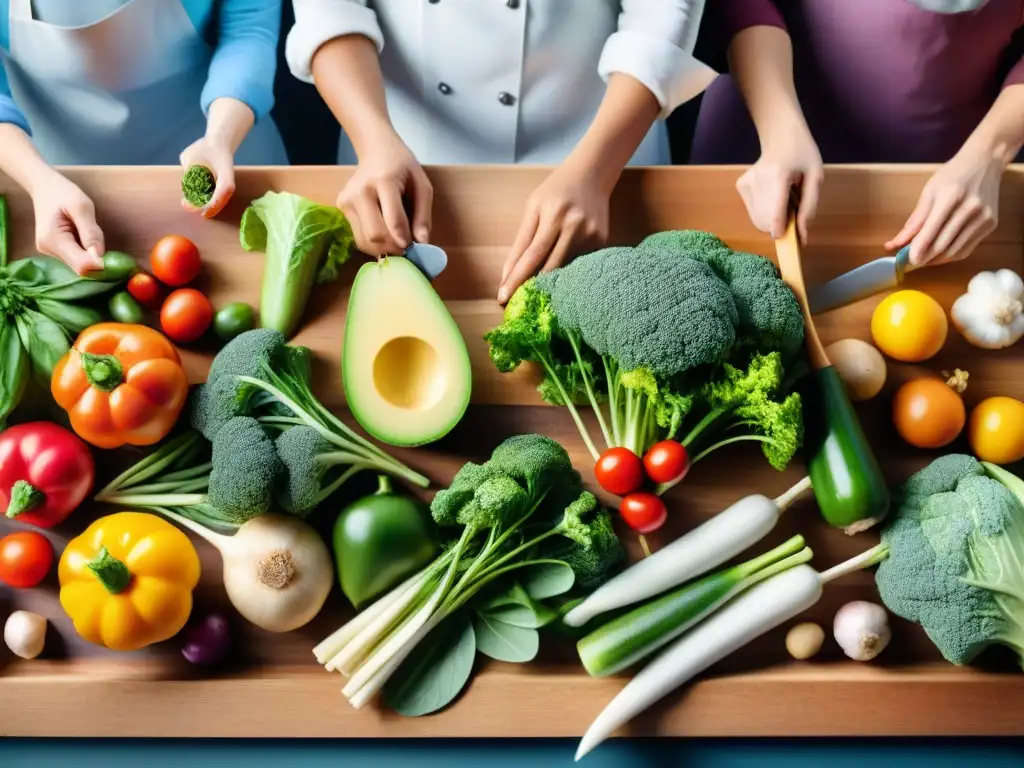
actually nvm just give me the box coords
[498,92,516,106]
[438,82,453,95]
[506,0,520,8]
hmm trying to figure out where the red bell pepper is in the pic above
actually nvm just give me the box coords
[0,422,94,528]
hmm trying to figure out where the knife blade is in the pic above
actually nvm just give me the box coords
[807,246,912,315]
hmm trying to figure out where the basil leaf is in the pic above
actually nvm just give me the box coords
[472,612,538,663]
[520,562,575,600]
[8,255,78,286]
[33,298,102,333]
[16,309,69,379]
[383,612,476,717]
[26,277,120,301]
[0,320,28,426]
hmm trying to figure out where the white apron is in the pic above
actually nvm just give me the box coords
[2,0,288,165]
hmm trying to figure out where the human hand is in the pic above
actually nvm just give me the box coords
[31,170,104,274]
[498,161,610,304]
[180,136,236,218]
[886,145,1003,267]
[338,133,432,255]
[736,127,823,243]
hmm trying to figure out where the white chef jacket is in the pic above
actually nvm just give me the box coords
[287,0,716,165]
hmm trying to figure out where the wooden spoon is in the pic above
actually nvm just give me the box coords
[774,213,891,534]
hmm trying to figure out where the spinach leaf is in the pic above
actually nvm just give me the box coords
[15,309,69,379]
[34,297,102,333]
[472,612,539,663]
[520,561,575,600]
[0,320,27,426]
[475,582,559,629]
[383,612,476,717]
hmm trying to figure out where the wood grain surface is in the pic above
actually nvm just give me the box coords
[1,165,1023,739]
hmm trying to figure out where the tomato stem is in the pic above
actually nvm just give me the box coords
[81,352,124,392]
[87,546,132,594]
[5,480,43,518]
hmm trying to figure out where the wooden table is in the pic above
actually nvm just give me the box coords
[1,165,1023,739]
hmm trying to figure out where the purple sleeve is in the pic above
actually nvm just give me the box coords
[711,0,788,42]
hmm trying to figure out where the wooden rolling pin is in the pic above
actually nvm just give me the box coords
[774,215,891,534]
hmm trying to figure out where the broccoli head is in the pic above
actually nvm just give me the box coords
[431,461,502,527]
[274,425,335,517]
[207,416,284,523]
[876,455,1024,667]
[640,230,805,358]
[456,476,531,531]
[537,245,738,377]
[488,434,579,499]
[182,165,215,208]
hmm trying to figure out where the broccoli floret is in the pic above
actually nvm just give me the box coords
[488,434,578,497]
[431,461,502,527]
[207,416,284,523]
[641,230,805,358]
[875,455,1024,667]
[534,491,624,590]
[538,245,738,377]
[456,476,530,530]
[182,165,215,208]
[274,425,336,517]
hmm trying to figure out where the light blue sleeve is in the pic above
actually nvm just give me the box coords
[0,1,32,133]
[200,0,282,122]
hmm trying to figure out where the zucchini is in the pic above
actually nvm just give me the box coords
[802,366,890,532]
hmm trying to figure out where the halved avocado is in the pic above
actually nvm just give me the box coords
[343,256,471,446]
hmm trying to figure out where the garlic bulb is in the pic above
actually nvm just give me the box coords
[833,601,890,661]
[5,610,47,659]
[951,269,1024,349]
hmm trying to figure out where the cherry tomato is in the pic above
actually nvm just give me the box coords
[594,448,645,496]
[160,288,214,343]
[892,377,965,449]
[643,440,689,485]
[213,302,256,342]
[619,493,667,534]
[150,235,201,286]
[127,272,164,307]
[0,531,54,588]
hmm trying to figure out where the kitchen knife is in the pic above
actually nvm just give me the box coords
[807,246,912,315]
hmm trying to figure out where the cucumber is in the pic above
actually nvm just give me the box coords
[802,365,890,532]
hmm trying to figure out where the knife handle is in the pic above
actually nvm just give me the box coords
[774,213,831,371]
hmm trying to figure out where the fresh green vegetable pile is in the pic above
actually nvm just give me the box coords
[0,196,134,425]
[181,165,215,208]
[875,454,1024,667]
[485,230,805,473]
[313,434,624,716]
[94,328,428,527]
[239,191,354,338]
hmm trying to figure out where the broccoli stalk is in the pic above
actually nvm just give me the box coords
[313,435,624,709]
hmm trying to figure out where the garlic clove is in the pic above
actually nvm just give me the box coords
[833,600,890,662]
[4,610,47,660]
[786,622,825,660]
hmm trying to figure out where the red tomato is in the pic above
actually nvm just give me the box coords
[160,288,214,343]
[619,493,667,534]
[643,440,689,485]
[594,448,645,496]
[0,531,54,588]
[150,235,201,286]
[127,272,164,307]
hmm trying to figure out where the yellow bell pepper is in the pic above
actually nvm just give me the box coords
[59,511,201,651]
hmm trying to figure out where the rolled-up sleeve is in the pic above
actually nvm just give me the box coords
[202,0,282,122]
[598,0,719,118]
[1003,23,1024,88]
[712,0,787,42]
[286,0,384,84]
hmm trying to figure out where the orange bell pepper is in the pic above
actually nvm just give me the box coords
[51,323,189,449]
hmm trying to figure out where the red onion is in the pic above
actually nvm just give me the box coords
[181,613,231,665]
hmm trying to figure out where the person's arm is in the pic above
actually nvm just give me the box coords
[724,11,823,243]
[498,0,717,303]
[887,82,1024,266]
[180,0,282,217]
[287,1,431,254]
[0,60,103,273]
